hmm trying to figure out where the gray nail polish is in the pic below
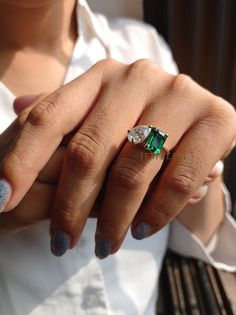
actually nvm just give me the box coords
[50,229,71,257]
[0,179,12,213]
[95,237,112,259]
[132,223,151,240]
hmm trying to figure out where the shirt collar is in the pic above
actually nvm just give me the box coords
[77,0,110,50]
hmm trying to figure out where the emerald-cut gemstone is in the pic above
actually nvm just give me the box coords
[145,129,168,154]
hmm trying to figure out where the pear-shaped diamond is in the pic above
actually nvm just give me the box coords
[127,125,152,144]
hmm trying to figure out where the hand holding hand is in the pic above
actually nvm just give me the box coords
[0,59,235,258]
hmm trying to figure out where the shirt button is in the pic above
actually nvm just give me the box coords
[81,292,101,310]
[84,294,97,307]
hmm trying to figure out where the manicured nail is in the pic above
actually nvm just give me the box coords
[95,237,113,259]
[199,185,208,198]
[208,161,224,178]
[0,179,12,213]
[192,185,208,200]
[132,223,151,240]
[50,229,71,257]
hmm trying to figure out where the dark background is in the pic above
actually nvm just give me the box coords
[143,0,236,207]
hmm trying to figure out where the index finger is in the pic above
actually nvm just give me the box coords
[0,63,104,212]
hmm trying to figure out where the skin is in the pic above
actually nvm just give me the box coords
[0,94,101,234]
[0,95,223,236]
[0,60,235,251]
[0,0,235,257]
[0,0,77,96]
[0,95,55,233]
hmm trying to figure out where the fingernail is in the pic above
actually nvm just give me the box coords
[50,229,71,257]
[0,179,12,213]
[132,223,151,240]
[199,185,208,198]
[95,237,113,259]
[208,161,224,178]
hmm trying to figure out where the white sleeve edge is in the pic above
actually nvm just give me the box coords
[168,185,236,272]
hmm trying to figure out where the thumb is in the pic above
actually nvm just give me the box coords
[0,93,49,160]
[13,95,38,115]
[13,93,50,115]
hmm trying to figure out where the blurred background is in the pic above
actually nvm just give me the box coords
[87,0,236,213]
[87,0,143,19]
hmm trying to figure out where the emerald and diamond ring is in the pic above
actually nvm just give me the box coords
[127,125,169,155]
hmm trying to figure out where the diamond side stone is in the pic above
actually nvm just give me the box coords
[127,125,152,144]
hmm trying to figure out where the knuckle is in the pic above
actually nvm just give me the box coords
[124,59,168,97]
[126,59,155,80]
[111,158,145,191]
[166,165,198,196]
[201,97,236,144]
[170,73,193,93]
[209,96,236,122]
[95,58,122,74]
[27,103,53,128]
[67,133,103,175]
[27,93,64,128]
[131,58,154,70]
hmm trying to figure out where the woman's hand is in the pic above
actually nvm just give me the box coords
[0,99,223,235]
[0,59,235,257]
[0,96,63,234]
[188,160,224,204]
[0,95,102,234]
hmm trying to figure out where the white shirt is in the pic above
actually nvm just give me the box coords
[0,1,235,315]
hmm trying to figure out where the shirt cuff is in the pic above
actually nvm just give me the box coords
[168,184,236,272]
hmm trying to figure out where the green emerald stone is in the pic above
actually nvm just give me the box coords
[145,129,168,154]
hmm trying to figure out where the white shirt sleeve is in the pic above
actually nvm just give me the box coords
[168,184,236,272]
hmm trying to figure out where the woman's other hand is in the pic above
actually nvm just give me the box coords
[0,95,62,234]
[188,160,224,204]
